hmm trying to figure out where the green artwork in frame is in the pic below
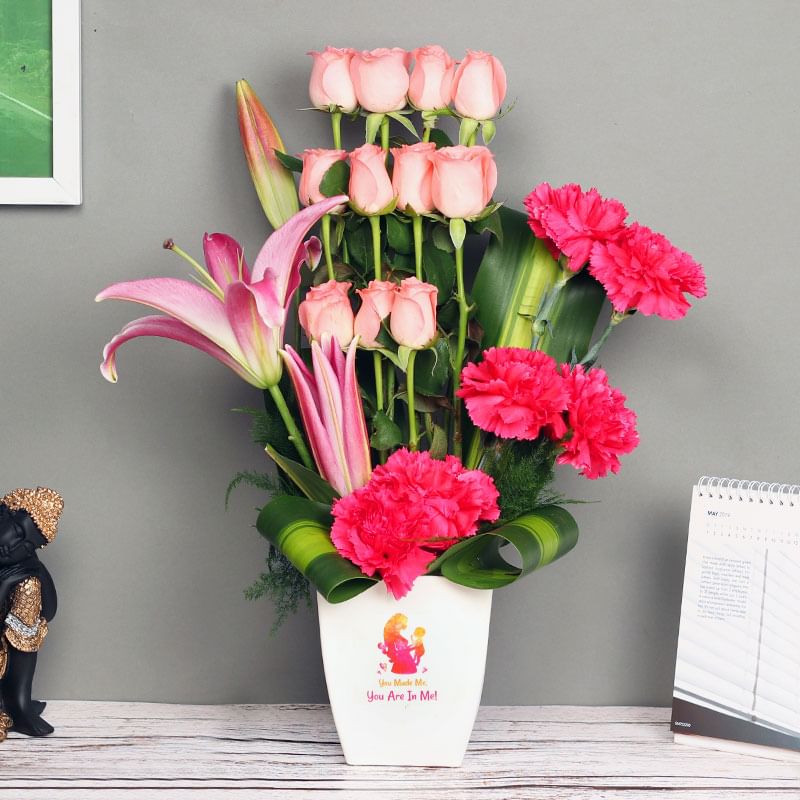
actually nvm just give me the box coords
[0,0,54,178]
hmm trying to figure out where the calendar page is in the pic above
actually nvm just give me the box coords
[671,479,800,754]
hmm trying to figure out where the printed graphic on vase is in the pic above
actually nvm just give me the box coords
[378,613,427,675]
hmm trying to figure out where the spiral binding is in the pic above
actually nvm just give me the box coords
[697,476,800,506]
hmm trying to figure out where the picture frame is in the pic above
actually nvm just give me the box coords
[0,0,82,205]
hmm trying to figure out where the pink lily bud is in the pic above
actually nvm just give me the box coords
[236,79,300,229]
[282,336,372,496]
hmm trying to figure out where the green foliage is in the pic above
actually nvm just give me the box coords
[484,438,562,522]
[319,160,350,197]
[245,545,312,634]
[274,150,303,172]
[421,241,455,299]
[371,411,403,449]
[225,469,281,510]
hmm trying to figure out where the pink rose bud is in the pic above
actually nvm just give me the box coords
[390,277,438,349]
[349,48,411,113]
[451,50,507,120]
[298,280,355,349]
[431,145,497,219]
[349,143,396,215]
[298,148,348,210]
[408,45,455,110]
[390,142,436,215]
[354,280,398,347]
[308,47,358,112]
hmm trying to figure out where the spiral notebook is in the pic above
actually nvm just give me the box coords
[671,477,800,761]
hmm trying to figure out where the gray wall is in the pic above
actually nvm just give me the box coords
[1,0,796,706]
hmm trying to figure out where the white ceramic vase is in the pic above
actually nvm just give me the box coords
[317,575,493,766]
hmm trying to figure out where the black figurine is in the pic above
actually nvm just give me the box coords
[0,487,62,741]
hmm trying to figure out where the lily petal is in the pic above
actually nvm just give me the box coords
[285,235,323,303]
[100,315,260,386]
[203,233,251,287]
[224,282,284,387]
[251,195,348,303]
[342,336,372,490]
[96,278,244,359]
[282,346,343,492]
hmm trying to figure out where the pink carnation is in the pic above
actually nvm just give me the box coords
[557,365,639,479]
[524,182,628,270]
[457,348,569,440]
[589,223,707,319]
[330,449,500,599]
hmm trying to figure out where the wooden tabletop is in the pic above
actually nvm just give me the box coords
[0,702,798,798]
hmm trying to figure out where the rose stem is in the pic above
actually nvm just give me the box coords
[412,216,423,280]
[452,241,468,459]
[267,384,314,469]
[380,116,390,154]
[406,349,418,450]
[331,110,342,149]
[321,214,335,281]
[369,215,385,414]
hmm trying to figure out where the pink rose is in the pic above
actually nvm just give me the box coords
[408,45,455,110]
[298,148,348,208]
[308,47,358,112]
[298,280,355,348]
[390,142,436,214]
[349,48,410,113]
[389,277,438,349]
[349,143,396,215]
[430,145,497,219]
[451,50,507,120]
[354,280,397,347]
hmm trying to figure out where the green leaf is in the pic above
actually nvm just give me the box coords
[371,411,403,450]
[481,119,497,145]
[471,209,504,244]
[472,208,559,350]
[274,150,303,172]
[387,111,420,139]
[432,224,455,252]
[414,337,450,396]
[429,424,448,460]
[396,345,413,372]
[421,241,456,298]
[344,220,372,269]
[428,505,579,589]
[449,217,467,250]
[428,128,454,149]
[265,445,338,505]
[537,271,607,363]
[386,215,413,254]
[366,113,384,144]
[257,495,377,603]
[458,116,480,146]
[319,160,350,198]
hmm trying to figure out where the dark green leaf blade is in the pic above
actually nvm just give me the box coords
[257,495,377,603]
[428,505,579,589]
[266,445,338,505]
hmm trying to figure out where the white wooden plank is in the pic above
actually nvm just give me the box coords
[0,702,796,797]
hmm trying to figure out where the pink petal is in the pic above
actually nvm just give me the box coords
[251,196,348,304]
[282,346,344,493]
[342,336,372,491]
[203,233,251,287]
[224,282,283,387]
[100,315,260,386]
[96,278,243,359]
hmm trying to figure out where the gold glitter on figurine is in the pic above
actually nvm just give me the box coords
[0,487,62,741]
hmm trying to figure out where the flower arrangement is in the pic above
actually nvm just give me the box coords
[97,46,705,617]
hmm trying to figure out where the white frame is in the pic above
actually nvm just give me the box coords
[0,0,82,205]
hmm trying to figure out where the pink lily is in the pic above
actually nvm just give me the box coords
[281,334,372,497]
[96,195,344,389]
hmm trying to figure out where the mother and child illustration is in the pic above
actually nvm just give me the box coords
[378,613,427,675]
